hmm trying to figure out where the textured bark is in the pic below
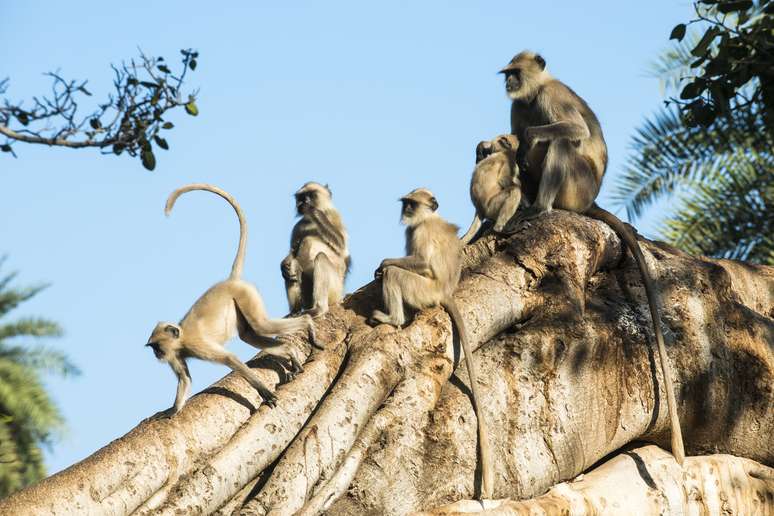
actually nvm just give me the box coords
[0,212,771,515]
[416,445,774,515]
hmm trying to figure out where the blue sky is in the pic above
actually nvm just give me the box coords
[1,1,689,474]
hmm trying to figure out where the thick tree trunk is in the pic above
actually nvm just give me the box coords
[417,445,774,515]
[1,212,771,515]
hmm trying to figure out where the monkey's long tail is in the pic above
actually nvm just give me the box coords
[165,183,248,280]
[441,298,495,498]
[586,203,686,465]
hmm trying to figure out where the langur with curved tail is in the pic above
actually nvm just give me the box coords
[281,182,350,317]
[371,188,495,499]
[145,183,317,418]
[498,50,686,464]
[461,134,523,244]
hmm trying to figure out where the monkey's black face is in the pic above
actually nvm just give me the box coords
[504,70,522,95]
[146,341,164,360]
[401,199,418,219]
[296,192,317,215]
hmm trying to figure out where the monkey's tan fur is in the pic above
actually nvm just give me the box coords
[461,134,523,244]
[371,188,495,498]
[146,183,316,418]
[500,50,685,464]
[281,182,349,317]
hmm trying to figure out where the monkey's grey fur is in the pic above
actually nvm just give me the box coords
[371,188,495,498]
[461,134,523,245]
[499,50,685,465]
[281,182,350,317]
[146,183,316,418]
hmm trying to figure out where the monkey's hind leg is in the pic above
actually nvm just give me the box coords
[371,266,410,327]
[307,252,335,318]
[237,320,305,378]
[281,255,304,314]
[217,348,279,408]
[491,188,522,234]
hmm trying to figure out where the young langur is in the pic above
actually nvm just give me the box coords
[460,134,523,245]
[146,183,317,418]
[498,50,686,464]
[281,182,350,317]
[371,189,495,499]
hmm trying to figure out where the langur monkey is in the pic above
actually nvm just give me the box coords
[281,182,350,317]
[499,50,686,464]
[146,183,317,418]
[371,188,495,499]
[460,134,523,244]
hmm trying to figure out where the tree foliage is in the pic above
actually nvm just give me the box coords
[614,0,773,265]
[0,49,200,171]
[0,258,79,497]
[667,0,774,127]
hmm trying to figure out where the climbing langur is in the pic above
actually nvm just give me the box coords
[281,182,350,316]
[371,188,495,499]
[498,50,686,464]
[146,183,317,418]
[460,134,523,244]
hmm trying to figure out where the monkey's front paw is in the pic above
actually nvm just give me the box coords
[259,388,278,408]
[369,310,401,328]
[501,206,546,233]
[524,128,541,147]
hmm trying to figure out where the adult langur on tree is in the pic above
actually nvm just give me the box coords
[371,188,496,498]
[495,50,686,465]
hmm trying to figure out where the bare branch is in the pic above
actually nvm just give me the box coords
[0,48,200,171]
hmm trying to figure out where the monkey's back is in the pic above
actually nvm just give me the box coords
[410,216,462,298]
[180,280,258,342]
[511,79,608,181]
[471,153,516,219]
[292,212,349,276]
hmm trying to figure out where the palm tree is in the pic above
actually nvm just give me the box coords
[613,37,773,265]
[0,257,79,497]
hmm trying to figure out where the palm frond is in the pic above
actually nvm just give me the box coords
[0,318,63,340]
[612,105,771,221]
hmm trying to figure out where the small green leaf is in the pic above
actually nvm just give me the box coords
[669,23,686,41]
[1,144,12,152]
[89,118,101,130]
[151,90,161,106]
[140,81,158,89]
[717,0,752,13]
[692,27,719,57]
[141,149,156,171]
[162,122,174,129]
[78,86,92,96]
[689,100,716,126]
[158,64,171,74]
[127,77,139,86]
[185,101,199,116]
[153,135,169,150]
[16,112,29,126]
[680,80,705,100]
[189,59,197,71]
[112,143,125,155]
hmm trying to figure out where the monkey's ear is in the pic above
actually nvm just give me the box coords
[535,54,546,70]
[164,324,180,338]
[325,183,331,196]
[429,197,439,211]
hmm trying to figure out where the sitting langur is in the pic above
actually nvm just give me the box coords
[146,183,317,417]
[498,50,686,464]
[281,182,350,316]
[371,189,495,498]
[460,134,523,244]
